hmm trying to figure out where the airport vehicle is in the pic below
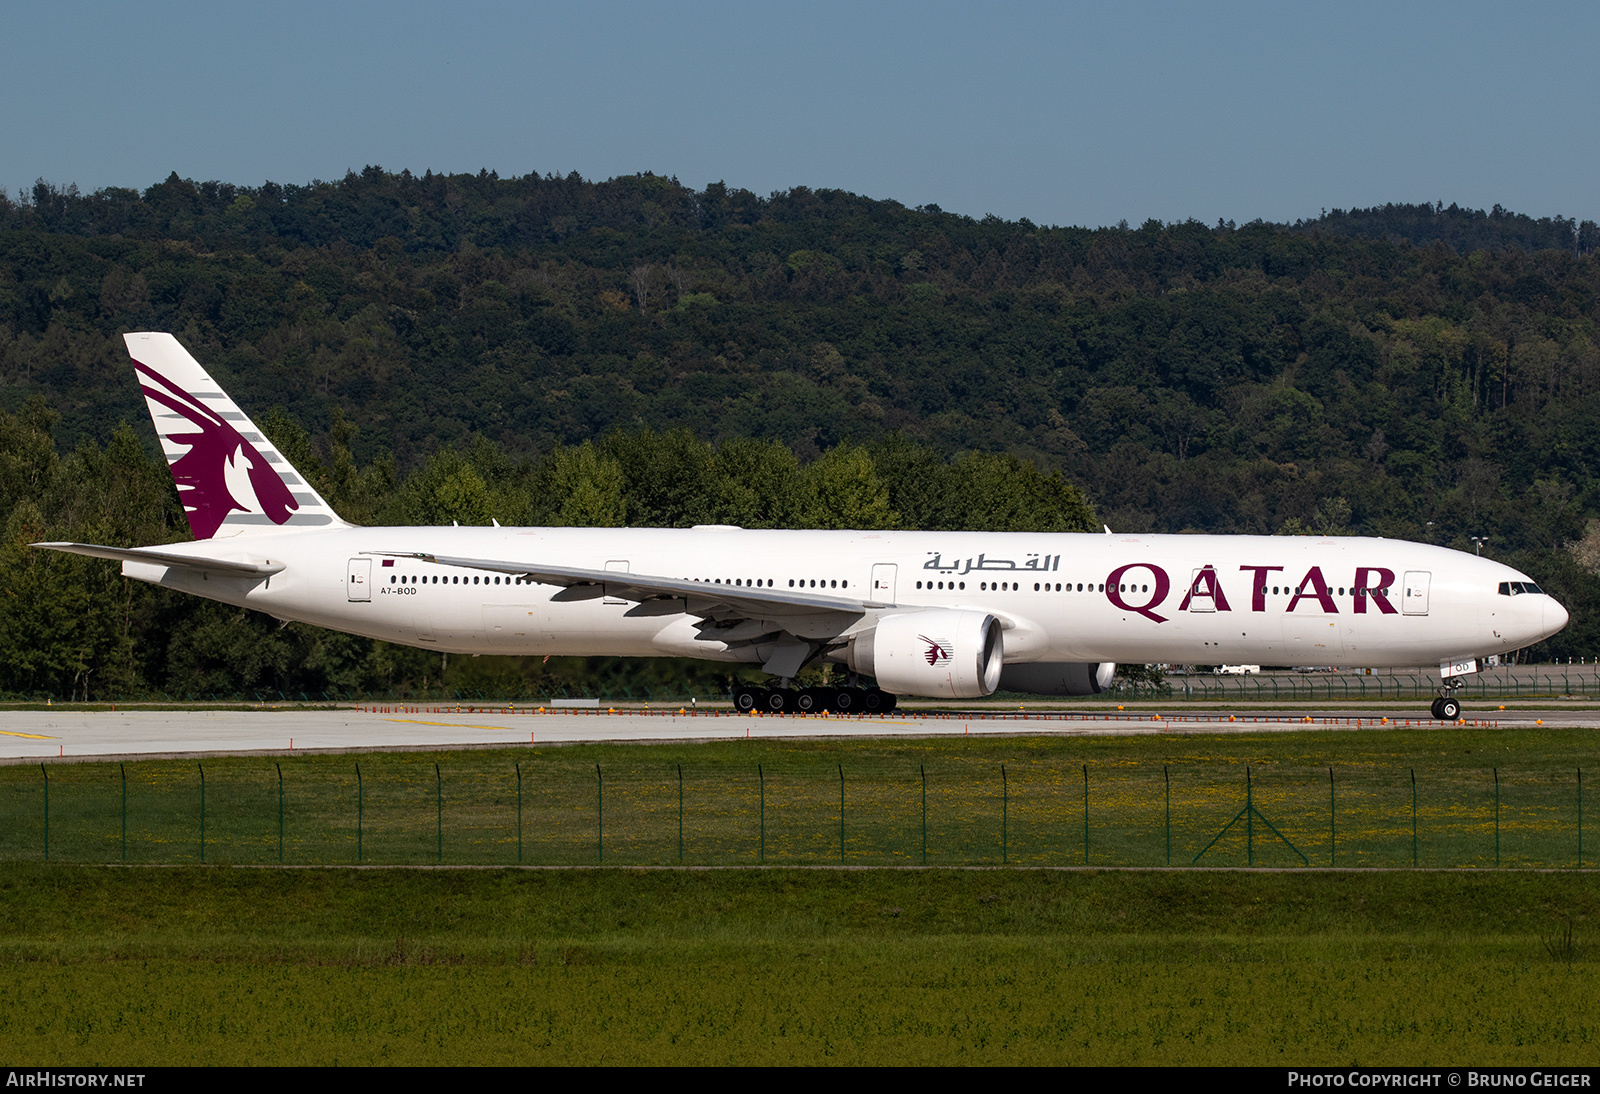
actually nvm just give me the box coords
[35,334,1569,719]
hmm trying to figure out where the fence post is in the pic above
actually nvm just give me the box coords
[920,764,927,866]
[1329,767,1336,867]
[1247,766,1254,866]
[120,763,127,863]
[838,763,845,864]
[515,762,523,865]
[41,764,48,862]
[356,763,363,865]
[1164,764,1171,866]
[1001,765,1008,866]
[276,762,284,864]
[758,764,765,864]
[198,763,205,864]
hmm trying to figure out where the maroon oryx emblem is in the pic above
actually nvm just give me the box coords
[919,635,950,666]
[133,360,299,540]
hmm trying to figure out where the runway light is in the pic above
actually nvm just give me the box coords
[1229,715,1236,722]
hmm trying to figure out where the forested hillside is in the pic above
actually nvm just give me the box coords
[2,169,1598,699]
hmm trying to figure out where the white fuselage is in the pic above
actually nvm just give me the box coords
[122,526,1566,670]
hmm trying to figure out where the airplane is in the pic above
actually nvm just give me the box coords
[34,333,1569,721]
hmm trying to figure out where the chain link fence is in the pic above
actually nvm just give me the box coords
[3,754,1589,869]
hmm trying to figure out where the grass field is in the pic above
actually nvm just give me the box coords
[3,727,1598,1065]
[1,866,1596,1065]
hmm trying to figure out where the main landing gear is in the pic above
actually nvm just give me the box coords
[732,684,898,715]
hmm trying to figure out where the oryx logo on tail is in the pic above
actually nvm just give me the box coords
[135,361,300,539]
[124,332,344,540]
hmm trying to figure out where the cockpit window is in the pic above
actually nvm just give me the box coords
[1498,581,1545,596]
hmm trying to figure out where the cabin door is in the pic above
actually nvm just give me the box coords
[1402,571,1431,615]
[604,560,629,605]
[346,558,371,601]
[871,563,897,600]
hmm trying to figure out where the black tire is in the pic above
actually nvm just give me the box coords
[835,687,865,713]
[1439,697,1461,720]
[733,686,762,713]
[862,689,886,714]
[796,688,822,713]
[764,689,792,714]
[881,692,898,713]
[1429,697,1444,720]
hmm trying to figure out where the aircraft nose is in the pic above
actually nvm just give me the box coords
[1546,596,1570,638]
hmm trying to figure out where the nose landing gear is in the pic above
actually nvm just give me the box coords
[1430,690,1462,721]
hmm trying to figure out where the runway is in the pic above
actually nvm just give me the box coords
[0,702,1583,761]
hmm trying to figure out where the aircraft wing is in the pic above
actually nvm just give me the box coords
[32,542,286,576]
[372,551,891,617]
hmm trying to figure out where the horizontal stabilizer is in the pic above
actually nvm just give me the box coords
[33,542,285,577]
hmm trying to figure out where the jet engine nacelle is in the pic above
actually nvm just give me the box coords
[999,662,1117,696]
[848,609,1003,699]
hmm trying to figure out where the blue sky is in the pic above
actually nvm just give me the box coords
[4,1,1596,227]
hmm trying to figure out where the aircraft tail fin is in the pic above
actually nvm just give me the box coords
[124,332,347,540]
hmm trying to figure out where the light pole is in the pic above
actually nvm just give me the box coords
[1471,536,1488,556]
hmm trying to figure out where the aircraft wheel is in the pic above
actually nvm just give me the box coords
[733,686,762,713]
[1439,697,1461,720]
[796,688,824,713]
[764,689,793,714]
[835,687,866,713]
[863,688,896,714]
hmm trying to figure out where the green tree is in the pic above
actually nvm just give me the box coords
[799,442,897,529]
[536,443,625,527]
